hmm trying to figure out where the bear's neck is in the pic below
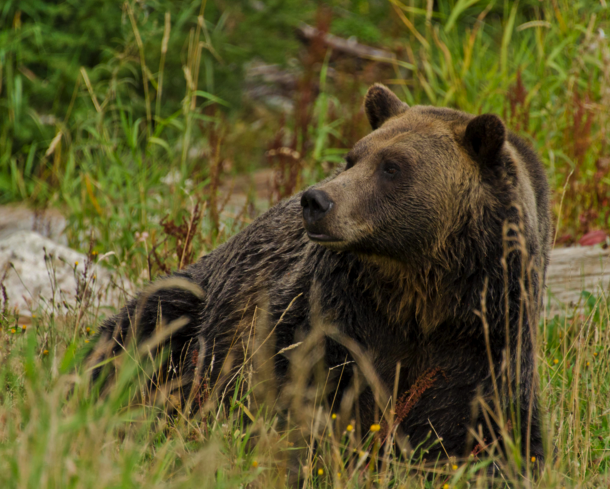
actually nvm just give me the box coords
[353,226,539,337]
[353,253,479,334]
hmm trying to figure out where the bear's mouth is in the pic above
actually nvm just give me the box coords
[306,231,342,243]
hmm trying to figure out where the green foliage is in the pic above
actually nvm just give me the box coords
[1,273,610,487]
[2,0,610,242]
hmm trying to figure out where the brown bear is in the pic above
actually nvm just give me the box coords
[92,84,551,466]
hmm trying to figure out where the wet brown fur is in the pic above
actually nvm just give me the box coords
[315,86,549,334]
[93,84,551,467]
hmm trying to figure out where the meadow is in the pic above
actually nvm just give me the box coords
[1,0,610,487]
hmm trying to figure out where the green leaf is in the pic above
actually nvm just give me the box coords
[444,0,481,33]
[147,136,172,157]
[193,90,229,107]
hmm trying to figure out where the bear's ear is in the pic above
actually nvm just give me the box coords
[464,114,506,163]
[364,84,409,130]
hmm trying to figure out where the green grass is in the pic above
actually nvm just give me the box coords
[1,0,610,487]
[0,277,609,487]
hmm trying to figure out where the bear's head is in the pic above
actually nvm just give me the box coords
[301,84,519,265]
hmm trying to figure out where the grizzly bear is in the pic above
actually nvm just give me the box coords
[92,84,551,466]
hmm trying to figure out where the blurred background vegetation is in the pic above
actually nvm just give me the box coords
[1,0,609,269]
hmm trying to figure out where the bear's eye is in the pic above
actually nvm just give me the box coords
[381,162,400,178]
[345,156,356,170]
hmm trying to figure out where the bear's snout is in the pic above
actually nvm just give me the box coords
[301,189,335,239]
[301,189,333,223]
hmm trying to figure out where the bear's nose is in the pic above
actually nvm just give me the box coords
[301,189,333,225]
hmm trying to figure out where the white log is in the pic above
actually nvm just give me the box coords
[546,246,610,308]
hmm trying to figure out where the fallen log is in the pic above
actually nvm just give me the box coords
[547,246,610,309]
[296,23,396,62]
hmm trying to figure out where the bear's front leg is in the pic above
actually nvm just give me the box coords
[394,368,543,466]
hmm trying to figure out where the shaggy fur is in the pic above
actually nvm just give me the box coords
[93,84,551,464]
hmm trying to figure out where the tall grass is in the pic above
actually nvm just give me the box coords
[388,0,610,240]
[1,267,609,487]
[2,1,609,249]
